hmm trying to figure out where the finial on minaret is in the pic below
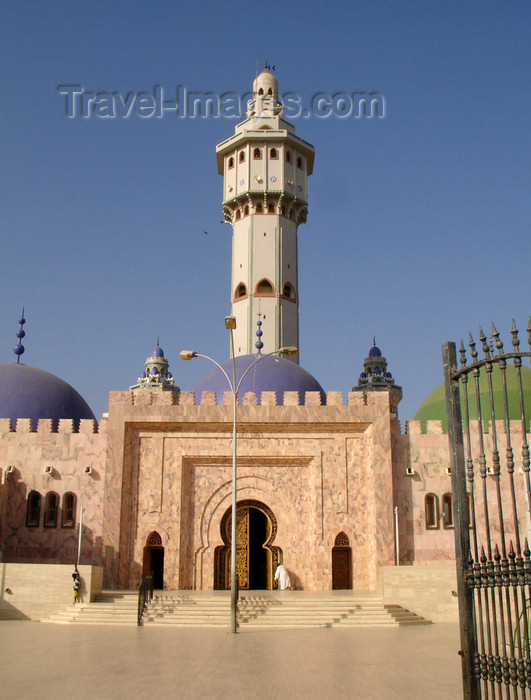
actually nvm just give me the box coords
[264,58,268,71]
[13,307,26,363]
[255,311,264,355]
[373,337,376,347]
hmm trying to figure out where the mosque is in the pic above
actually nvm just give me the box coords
[1,68,530,615]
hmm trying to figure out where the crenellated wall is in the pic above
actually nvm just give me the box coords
[101,387,398,591]
[0,418,107,565]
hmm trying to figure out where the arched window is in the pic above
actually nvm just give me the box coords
[243,205,249,216]
[268,202,275,214]
[297,156,304,169]
[270,148,278,160]
[26,491,41,527]
[253,148,262,160]
[281,205,286,217]
[258,87,264,96]
[442,493,453,529]
[282,283,296,300]
[62,492,76,528]
[286,150,292,164]
[425,493,439,529]
[255,202,263,214]
[44,492,59,528]
[256,279,274,295]
[235,209,241,220]
[239,151,245,163]
[228,157,234,169]
[267,87,273,96]
[235,283,247,299]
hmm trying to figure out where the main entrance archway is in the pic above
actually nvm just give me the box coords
[214,500,282,590]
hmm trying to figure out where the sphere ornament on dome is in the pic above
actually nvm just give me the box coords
[194,353,325,406]
[13,308,26,363]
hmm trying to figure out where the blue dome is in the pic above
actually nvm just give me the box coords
[0,363,96,431]
[368,345,382,357]
[152,345,164,358]
[194,354,326,405]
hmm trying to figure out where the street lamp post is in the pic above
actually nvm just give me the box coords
[180,315,296,633]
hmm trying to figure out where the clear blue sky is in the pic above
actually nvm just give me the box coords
[1,1,530,422]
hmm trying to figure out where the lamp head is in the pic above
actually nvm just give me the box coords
[179,350,197,361]
[224,315,236,330]
[279,346,298,356]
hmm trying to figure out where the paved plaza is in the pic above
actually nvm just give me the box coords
[0,620,462,699]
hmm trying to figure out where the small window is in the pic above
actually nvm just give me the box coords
[255,203,263,214]
[62,492,76,528]
[239,152,245,164]
[235,283,247,299]
[281,206,286,217]
[244,205,249,216]
[268,202,275,214]
[228,157,234,169]
[297,156,303,169]
[147,531,162,546]
[282,283,296,300]
[26,491,41,527]
[258,87,264,96]
[442,493,454,529]
[253,148,262,160]
[256,278,274,295]
[267,87,273,96]
[270,148,278,160]
[286,151,292,164]
[235,210,241,220]
[44,492,59,528]
[425,493,439,530]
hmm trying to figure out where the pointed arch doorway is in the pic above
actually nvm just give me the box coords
[214,500,282,590]
[143,531,164,589]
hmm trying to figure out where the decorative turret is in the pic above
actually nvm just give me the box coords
[216,65,315,363]
[353,340,402,413]
[132,340,175,390]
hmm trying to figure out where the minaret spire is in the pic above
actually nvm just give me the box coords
[216,69,314,364]
[13,307,26,363]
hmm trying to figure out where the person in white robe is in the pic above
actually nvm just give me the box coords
[274,564,291,590]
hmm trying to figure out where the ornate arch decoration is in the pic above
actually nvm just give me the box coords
[146,531,163,546]
[219,499,278,547]
[334,531,350,547]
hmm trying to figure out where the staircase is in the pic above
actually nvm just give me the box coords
[43,591,430,628]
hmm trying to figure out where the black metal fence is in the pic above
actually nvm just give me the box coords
[443,319,531,698]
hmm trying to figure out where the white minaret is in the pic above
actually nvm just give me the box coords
[216,65,314,363]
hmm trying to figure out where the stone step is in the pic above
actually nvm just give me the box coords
[42,591,431,628]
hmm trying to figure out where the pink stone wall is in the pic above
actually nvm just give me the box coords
[0,420,106,565]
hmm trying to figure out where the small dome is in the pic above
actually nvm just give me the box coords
[368,345,382,357]
[151,345,164,358]
[0,363,96,431]
[253,69,278,99]
[194,354,325,405]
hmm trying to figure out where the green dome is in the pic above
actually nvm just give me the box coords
[414,364,531,433]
